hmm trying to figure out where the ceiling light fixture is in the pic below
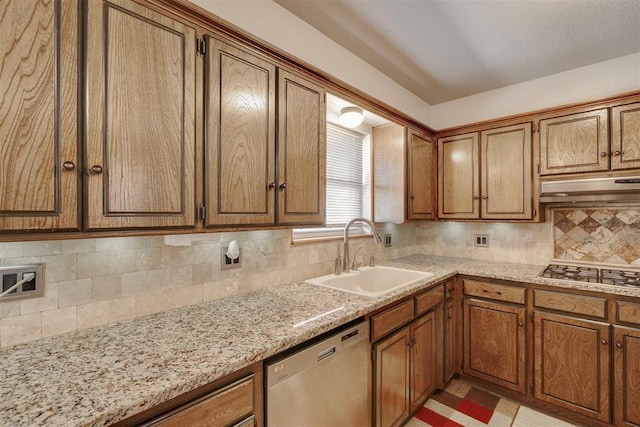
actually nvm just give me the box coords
[338,106,364,128]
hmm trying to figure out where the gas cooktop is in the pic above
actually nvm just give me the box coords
[540,264,640,287]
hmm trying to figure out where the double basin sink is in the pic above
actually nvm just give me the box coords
[305,266,433,298]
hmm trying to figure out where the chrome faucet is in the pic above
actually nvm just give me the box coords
[343,217,381,272]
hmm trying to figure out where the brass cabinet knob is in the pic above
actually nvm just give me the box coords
[481,195,488,200]
[616,342,623,348]
[279,182,287,190]
[614,151,621,156]
[62,161,75,171]
[600,339,608,345]
[518,321,524,327]
[410,195,415,199]
[91,165,103,174]
[600,152,608,157]
[473,196,479,200]
[267,182,276,190]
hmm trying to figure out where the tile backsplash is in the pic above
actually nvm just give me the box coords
[554,208,640,265]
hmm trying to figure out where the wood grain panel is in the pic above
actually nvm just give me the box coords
[539,109,609,175]
[614,326,640,427]
[86,0,196,229]
[205,38,276,226]
[277,69,326,225]
[464,298,526,393]
[407,129,435,221]
[438,132,479,219]
[534,312,610,422]
[414,285,443,316]
[463,279,525,304]
[374,327,410,427]
[444,299,458,382]
[612,102,640,170]
[617,301,640,326]
[0,0,79,230]
[373,124,405,223]
[481,123,532,219]
[535,290,607,318]
[147,376,254,426]
[371,299,414,342]
[411,311,436,413]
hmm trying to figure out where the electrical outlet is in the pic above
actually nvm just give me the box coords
[0,264,45,301]
[384,234,392,247]
[474,234,489,248]
[221,247,241,270]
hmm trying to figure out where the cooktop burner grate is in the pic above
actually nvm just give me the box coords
[540,264,640,287]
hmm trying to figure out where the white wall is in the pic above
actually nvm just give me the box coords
[190,0,432,125]
[430,53,640,129]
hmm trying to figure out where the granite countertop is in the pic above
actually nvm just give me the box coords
[1,255,638,426]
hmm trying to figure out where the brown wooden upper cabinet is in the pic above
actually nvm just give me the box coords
[539,109,609,175]
[438,123,532,220]
[407,129,435,220]
[85,0,196,229]
[0,0,80,231]
[203,39,325,227]
[611,102,640,171]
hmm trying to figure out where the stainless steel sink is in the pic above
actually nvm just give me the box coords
[305,266,433,298]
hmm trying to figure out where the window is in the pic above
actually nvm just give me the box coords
[293,123,371,240]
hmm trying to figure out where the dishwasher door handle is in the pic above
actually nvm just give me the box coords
[317,346,336,361]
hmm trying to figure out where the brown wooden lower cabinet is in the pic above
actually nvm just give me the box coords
[463,298,526,394]
[534,311,610,423]
[614,326,640,427]
[444,298,458,383]
[373,309,442,427]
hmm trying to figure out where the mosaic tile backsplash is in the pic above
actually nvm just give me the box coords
[554,208,640,265]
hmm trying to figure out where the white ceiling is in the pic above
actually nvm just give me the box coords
[273,0,640,105]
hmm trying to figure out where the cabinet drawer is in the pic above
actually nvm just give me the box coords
[371,299,414,341]
[415,285,444,316]
[617,301,640,326]
[534,290,607,318]
[463,280,525,304]
[147,375,255,426]
[445,280,455,300]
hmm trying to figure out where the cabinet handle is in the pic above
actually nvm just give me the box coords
[518,321,524,327]
[62,161,75,171]
[601,339,608,345]
[473,196,479,200]
[91,165,103,174]
[600,152,608,157]
[614,151,621,156]
[410,195,415,199]
[267,182,276,190]
[616,342,623,349]
[279,182,287,190]
[447,315,452,320]
[481,195,487,200]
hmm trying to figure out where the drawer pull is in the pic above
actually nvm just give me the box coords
[601,339,608,345]
[518,321,524,327]
[616,342,623,349]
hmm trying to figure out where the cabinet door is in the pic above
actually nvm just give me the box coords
[0,0,79,231]
[204,38,276,226]
[407,129,435,220]
[534,312,610,422]
[614,326,640,427]
[374,326,411,427]
[85,0,196,229]
[444,298,458,383]
[539,109,609,175]
[411,310,440,413]
[277,70,326,225]
[373,124,405,223]
[481,123,532,220]
[612,102,640,171]
[438,133,479,219]
[464,298,526,393]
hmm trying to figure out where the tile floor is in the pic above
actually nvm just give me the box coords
[405,379,581,427]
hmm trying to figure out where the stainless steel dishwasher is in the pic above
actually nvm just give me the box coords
[265,320,370,426]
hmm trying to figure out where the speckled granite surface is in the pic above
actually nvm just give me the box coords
[1,255,638,426]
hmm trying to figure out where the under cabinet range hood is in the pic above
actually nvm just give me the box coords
[540,176,640,204]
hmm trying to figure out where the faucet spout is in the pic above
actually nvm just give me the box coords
[343,217,381,273]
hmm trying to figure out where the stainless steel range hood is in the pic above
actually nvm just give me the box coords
[540,176,640,204]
